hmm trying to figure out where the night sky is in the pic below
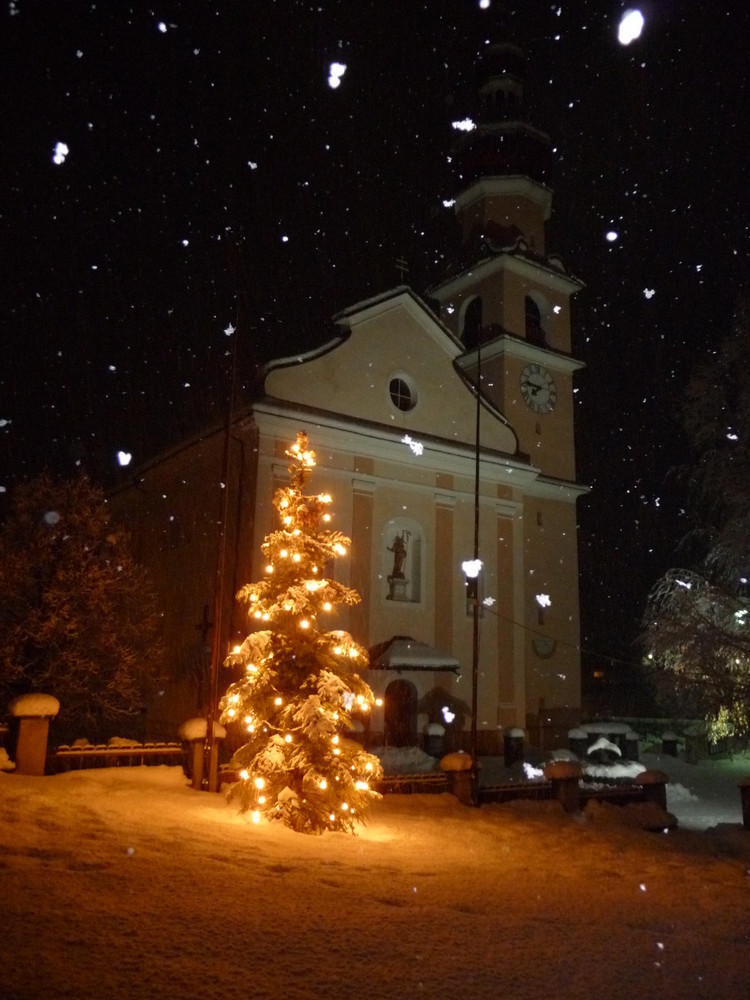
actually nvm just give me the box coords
[3,2,749,689]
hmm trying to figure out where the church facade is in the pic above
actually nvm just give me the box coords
[111,36,586,752]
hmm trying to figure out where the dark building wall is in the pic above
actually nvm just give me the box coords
[109,417,260,740]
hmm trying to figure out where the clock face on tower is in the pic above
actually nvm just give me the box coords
[520,363,557,414]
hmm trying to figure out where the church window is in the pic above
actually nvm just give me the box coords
[461,295,483,350]
[389,374,417,412]
[525,296,545,345]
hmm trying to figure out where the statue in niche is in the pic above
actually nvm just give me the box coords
[387,530,410,600]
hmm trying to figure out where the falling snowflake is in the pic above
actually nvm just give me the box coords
[605,230,618,242]
[402,434,424,456]
[618,9,644,46]
[535,593,552,608]
[523,762,544,779]
[52,141,69,165]
[224,322,236,337]
[117,451,132,467]
[451,118,476,132]
[643,288,655,299]
[328,62,347,89]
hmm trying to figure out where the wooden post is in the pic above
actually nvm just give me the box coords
[15,717,50,776]
[9,695,60,776]
[190,740,205,791]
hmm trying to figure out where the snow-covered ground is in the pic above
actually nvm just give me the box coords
[1,752,749,1000]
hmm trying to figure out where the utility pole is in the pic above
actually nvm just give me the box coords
[203,320,239,791]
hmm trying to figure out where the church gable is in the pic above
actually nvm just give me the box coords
[264,288,518,456]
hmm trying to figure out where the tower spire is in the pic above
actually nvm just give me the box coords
[451,26,553,254]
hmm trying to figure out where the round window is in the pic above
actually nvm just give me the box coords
[389,375,417,412]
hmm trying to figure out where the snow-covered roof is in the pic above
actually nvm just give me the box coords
[369,635,460,672]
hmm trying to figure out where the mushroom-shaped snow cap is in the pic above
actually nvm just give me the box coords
[544,759,582,780]
[633,769,669,786]
[439,751,473,772]
[9,693,60,718]
[178,718,227,742]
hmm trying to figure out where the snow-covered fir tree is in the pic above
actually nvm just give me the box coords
[643,297,750,744]
[220,432,383,833]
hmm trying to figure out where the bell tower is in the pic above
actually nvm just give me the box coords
[453,34,552,256]
[428,30,585,481]
[427,27,586,734]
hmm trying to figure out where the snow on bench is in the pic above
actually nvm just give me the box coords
[53,739,185,770]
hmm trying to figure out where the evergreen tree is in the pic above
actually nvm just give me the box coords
[220,432,383,834]
[643,298,750,743]
[0,472,165,739]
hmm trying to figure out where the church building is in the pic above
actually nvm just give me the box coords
[111,35,586,753]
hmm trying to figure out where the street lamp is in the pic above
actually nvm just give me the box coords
[462,557,482,805]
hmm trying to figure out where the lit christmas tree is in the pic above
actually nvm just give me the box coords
[220,432,383,834]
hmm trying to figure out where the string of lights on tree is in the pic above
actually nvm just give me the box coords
[220,431,383,834]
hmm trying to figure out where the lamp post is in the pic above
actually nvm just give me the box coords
[464,324,483,806]
[462,557,481,805]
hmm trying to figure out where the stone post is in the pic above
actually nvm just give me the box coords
[424,722,446,757]
[544,760,582,813]
[624,731,640,761]
[503,727,525,767]
[9,694,60,776]
[568,727,589,760]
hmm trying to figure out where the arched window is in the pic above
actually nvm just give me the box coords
[525,295,545,345]
[461,296,483,350]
